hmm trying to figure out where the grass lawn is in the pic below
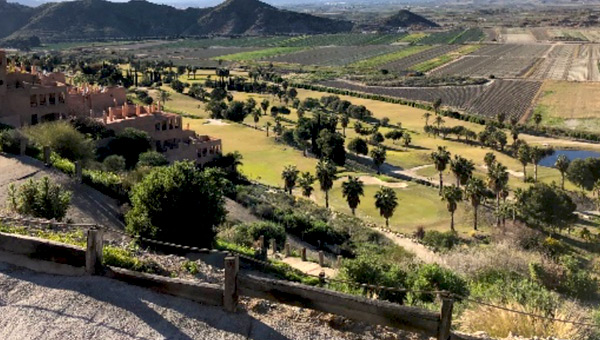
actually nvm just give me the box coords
[186,119,317,186]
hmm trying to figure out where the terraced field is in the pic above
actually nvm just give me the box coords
[378,45,460,71]
[467,80,542,119]
[431,44,550,78]
[320,78,541,120]
[266,45,403,66]
[319,80,487,110]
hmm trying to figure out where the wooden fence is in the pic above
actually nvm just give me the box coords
[0,229,469,340]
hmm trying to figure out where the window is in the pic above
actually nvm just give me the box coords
[31,114,38,125]
[162,121,167,131]
[39,95,46,106]
[58,93,65,104]
[49,93,56,105]
[30,95,37,108]
[0,80,4,86]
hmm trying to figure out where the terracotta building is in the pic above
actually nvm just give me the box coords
[103,102,222,166]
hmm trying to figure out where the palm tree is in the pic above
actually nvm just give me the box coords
[252,108,261,128]
[370,146,387,175]
[422,112,432,126]
[402,133,412,149]
[487,162,509,228]
[465,177,487,231]
[533,113,543,130]
[281,165,300,195]
[530,146,545,183]
[261,99,270,115]
[316,159,337,208]
[555,154,570,190]
[434,115,445,129]
[158,90,170,107]
[450,155,475,187]
[298,172,315,198]
[517,143,530,182]
[340,114,349,137]
[441,185,463,231]
[431,146,451,193]
[483,152,496,169]
[374,186,398,228]
[342,176,364,215]
[265,122,272,137]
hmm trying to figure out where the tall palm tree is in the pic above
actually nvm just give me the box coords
[340,114,349,137]
[434,115,445,129]
[555,154,570,190]
[374,186,398,228]
[261,99,270,115]
[483,152,496,169]
[441,185,463,231]
[530,146,546,183]
[316,159,337,208]
[298,172,315,198]
[342,176,364,215]
[252,108,261,128]
[465,177,487,231]
[487,162,509,228]
[158,90,170,107]
[265,122,272,137]
[422,112,432,126]
[450,155,475,187]
[517,143,530,182]
[370,146,387,175]
[281,165,300,195]
[431,146,451,194]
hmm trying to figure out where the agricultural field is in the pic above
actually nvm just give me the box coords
[499,27,537,44]
[467,80,543,120]
[350,45,432,68]
[278,33,407,47]
[377,45,460,72]
[532,80,600,132]
[266,45,403,66]
[431,44,550,78]
[527,44,600,81]
[216,47,305,61]
[410,45,482,73]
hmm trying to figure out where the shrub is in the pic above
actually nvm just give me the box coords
[342,255,407,303]
[103,155,126,173]
[541,237,569,259]
[82,169,126,201]
[137,151,168,167]
[232,222,286,249]
[105,128,151,168]
[407,264,468,303]
[7,176,71,220]
[126,162,227,248]
[23,121,94,161]
[0,129,25,154]
[421,231,459,251]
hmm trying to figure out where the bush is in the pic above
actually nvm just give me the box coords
[105,128,151,168]
[342,255,407,303]
[82,169,126,201]
[23,121,94,161]
[137,151,168,167]
[232,222,286,249]
[541,237,570,259]
[126,161,227,248]
[421,230,459,251]
[407,264,468,303]
[7,176,71,221]
[0,129,26,154]
[103,155,126,173]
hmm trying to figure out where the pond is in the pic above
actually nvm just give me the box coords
[540,149,600,167]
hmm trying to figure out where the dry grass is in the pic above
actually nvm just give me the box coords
[458,300,594,340]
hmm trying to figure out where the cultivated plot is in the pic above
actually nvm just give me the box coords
[378,45,460,72]
[467,80,542,120]
[266,45,403,66]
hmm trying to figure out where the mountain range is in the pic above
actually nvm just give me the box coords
[0,0,437,44]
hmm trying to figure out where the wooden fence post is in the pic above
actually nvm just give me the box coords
[301,247,307,261]
[438,298,453,340]
[85,228,104,275]
[75,161,82,183]
[224,256,239,312]
[336,255,343,268]
[43,146,51,166]
[258,235,265,256]
[270,239,276,255]
[284,242,290,257]
[318,251,324,267]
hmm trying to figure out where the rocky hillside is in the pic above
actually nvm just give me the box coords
[185,0,353,35]
[1,0,353,43]
[380,9,439,30]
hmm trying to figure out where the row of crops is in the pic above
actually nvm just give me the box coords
[155,29,485,49]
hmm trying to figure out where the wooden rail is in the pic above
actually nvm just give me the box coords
[0,229,461,340]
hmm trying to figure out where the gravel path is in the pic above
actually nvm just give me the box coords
[0,262,429,340]
[0,154,124,230]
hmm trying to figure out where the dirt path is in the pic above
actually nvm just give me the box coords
[279,257,336,277]
[337,176,408,188]
[0,154,124,230]
[373,226,443,265]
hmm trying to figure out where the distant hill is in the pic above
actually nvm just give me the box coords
[1,0,353,44]
[185,0,353,35]
[0,0,35,39]
[380,10,439,30]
